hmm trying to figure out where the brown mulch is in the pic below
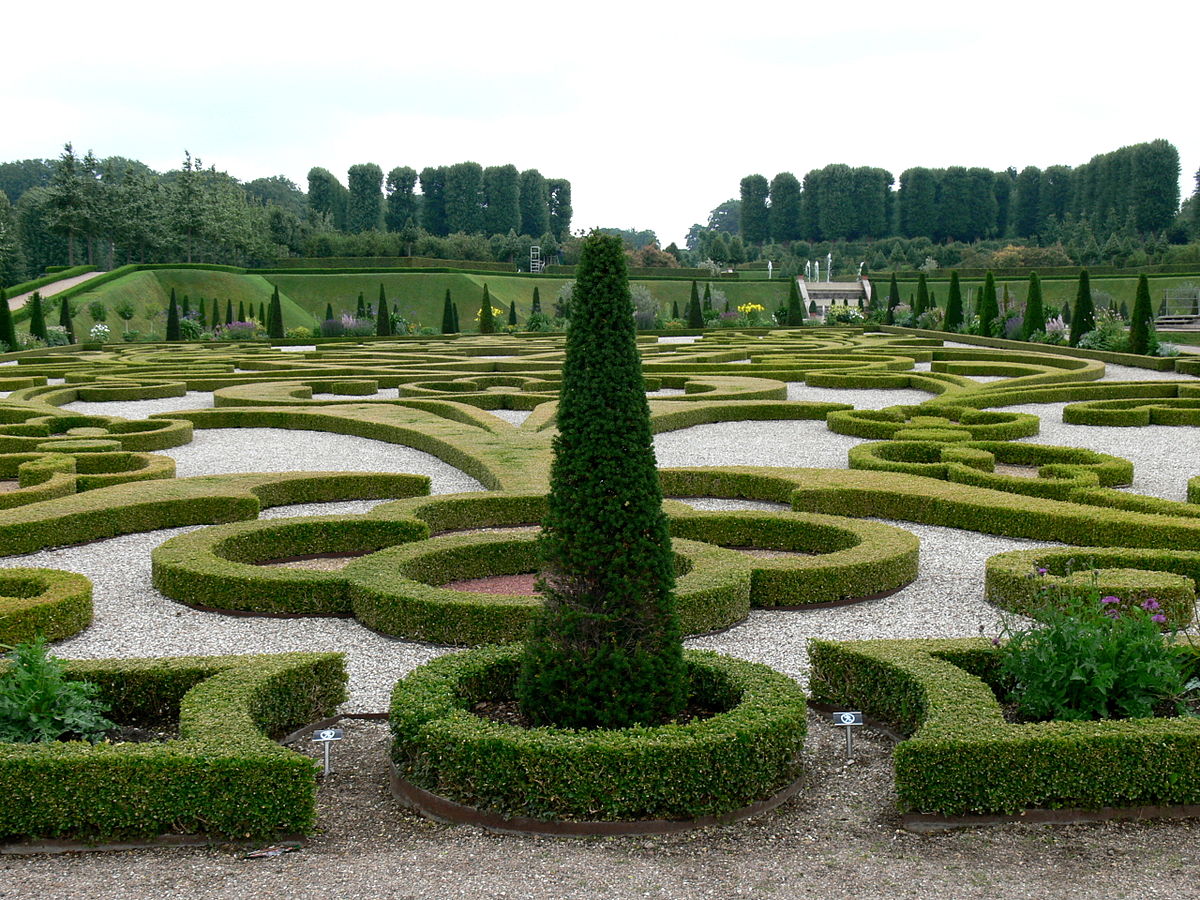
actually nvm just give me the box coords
[443,573,539,595]
[728,547,817,559]
[257,552,370,571]
[993,463,1041,478]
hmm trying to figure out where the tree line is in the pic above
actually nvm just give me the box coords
[0,147,573,285]
[726,140,1182,247]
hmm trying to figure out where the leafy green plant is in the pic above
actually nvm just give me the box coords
[0,638,114,743]
[998,581,1189,722]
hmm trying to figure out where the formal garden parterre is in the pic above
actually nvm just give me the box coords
[1,293,1199,842]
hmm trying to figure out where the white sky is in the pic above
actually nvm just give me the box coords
[3,0,1197,247]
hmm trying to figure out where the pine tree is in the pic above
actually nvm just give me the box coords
[225,299,233,326]
[356,293,365,319]
[1129,273,1155,355]
[786,278,803,326]
[478,284,495,334]
[914,274,929,317]
[508,300,518,327]
[944,272,964,331]
[452,302,460,333]
[376,292,391,336]
[0,288,16,352]
[166,288,181,341]
[258,302,265,324]
[516,231,684,729]
[198,297,207,329]
[703,283,712,311]
[1069,269,1095,346]
[531,286,542,315]
[237,300,246,322]
[977,272,999,336]
[325,302,334,322]
[58,295,74,342]
[1021,272,1045,340]
[268,286,284,339]
[885,274,900,325]
[671,300,679,320]
[686,281,704,328]
[29,292,47,341]
[182,295,190,319]
[441,289,455,334]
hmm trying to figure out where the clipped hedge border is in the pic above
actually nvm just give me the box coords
[664,504,918,607]
[0,652,347,842]
[807,637,1200,816]
[0,568,92,644]
[390,645,806,823]
[984,547,1199,627]
[848,440,1132,502]
[1062,397,1200,427]
[826,406,1039,441]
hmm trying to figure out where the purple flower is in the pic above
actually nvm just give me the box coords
[1141,598,1160,611]
[1152,613,1167,624]
[1100,596,1121,605]
[1104,609,1120,619]
[1037,567,1048,575]
[991,636,1001,646]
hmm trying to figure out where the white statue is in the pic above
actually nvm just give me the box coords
[826,252,833,279]
[804,260,811,279]
[767,260,773,279]
[857,261,865,277]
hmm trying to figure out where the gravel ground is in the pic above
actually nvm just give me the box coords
[61,392,216,418]
[484,409,532,426]
[4,370,1200,896]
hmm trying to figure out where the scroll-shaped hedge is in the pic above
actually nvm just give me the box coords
[826,405,1039,441]
[0,568,92,644]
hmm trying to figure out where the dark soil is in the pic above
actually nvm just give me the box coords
[102,724,178,744]
[470,698,725,729]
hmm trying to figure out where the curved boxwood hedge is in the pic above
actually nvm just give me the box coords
[826,406,1039,441]
[0,568,92,644]
[0,652,346,842]
[1062,397,1200,427]
[984,547,1199,628]
[390,645,806,822]
[808,637,1200,816]
[663,504,918,606]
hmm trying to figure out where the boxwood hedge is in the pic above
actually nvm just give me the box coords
[0,568,92,644]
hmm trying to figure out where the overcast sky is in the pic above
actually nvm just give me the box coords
[4,0,1197,246]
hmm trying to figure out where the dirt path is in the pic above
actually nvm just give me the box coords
[4,271,107,311]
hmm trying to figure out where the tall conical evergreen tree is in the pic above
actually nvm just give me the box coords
[0,288,16,352]
[375,292,391,336]
[508,300,518,327]
[198,297,208,329]
[166,289,181,341]
[452,301,460,333]
[703,283,712,311]
[325,302,334,322]
[258,301,265,324]
[441,289,455,334]
[182,295,190,319]
[914,274,929,317]
[237,300,246,322]
[977,271,999,336]
[478,284,495,334]
[532,286,542,315]
[686,281,704,328]
[356,293,365,319]
[786,278,803,325]
[1062,298,1073,325]
[58,296,74,342]
[671,299,679,320]
[268,285,284,339]
[516,231,684,730]
[225,299,233,326]
[1021,272,1045,340]
[1129,273,1155,355]
[29,292,47,341]
[885,274,900,325]
[944,272,964,331]
[1069,269,1095,346]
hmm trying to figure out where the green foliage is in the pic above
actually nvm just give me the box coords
[507,300,517,327]
[28,291,47,340]
[531,285,541,314]
[165,287,180,340]
[786,277,803,326]
[740,174,770,244]
[686,280,704,328]
[375,283,391,337]
[517,231,685,729]
[346,162,384,234]
[1069,269,1095,345]
[267,284,284,339]
[441,289,455,334]
[999,587,1188,722]
[943,271,963,331]
[0,638,113,743]
[1020,271,1044,340]
[914,273,929,317]
[1128,273,1155,355]
[976,271,999,336]
[478,284,495,334]
[0,287,15,351]
[885,273,900,324]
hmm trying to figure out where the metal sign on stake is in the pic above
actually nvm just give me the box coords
[832,711,863,759]
[312,727,344,776]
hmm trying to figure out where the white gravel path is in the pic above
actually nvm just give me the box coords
[786,382,934,407]
[484,408,532,426]
[655,419,862,469]
[60,392,215,417]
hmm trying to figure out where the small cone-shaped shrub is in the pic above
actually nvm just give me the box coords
[885,274,900,325]
[198,297,208,329]
[452,302,460,333]
[225,299,233,326]
[976,272,999,336]
[1069,269,1094,346]
[375,293,390,336]
[516,231,684,730]
[0,288,16,351]
[531,286,541,314]
[29,292,47,341]
[258,301,266,324]
[58,296,74,342]
[356,293,365,318]
[1129,273,1155,355]
[268,286,284,339]
[686,281,704,328]
[166,289,181,340]
[703,283,712,311]
[1021,272,1045,340]
[325,302,334,322]
[237,300,246,323]
[441,290,455,334]
[478,284,495,334]
[508,300,517,327]
[808,299,817,315]
[671,299,679,319]
[181,295,190,319]
[914,274,929,317]
[786,279,803,325]
[944,272,964,331]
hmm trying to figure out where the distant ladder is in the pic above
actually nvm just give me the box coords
[530,245,543,273]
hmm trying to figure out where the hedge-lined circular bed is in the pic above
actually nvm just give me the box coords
[389,645,807,829]
[826,405,1040,441]
[0,567,93,644]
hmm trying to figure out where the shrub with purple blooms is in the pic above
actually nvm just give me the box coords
[998,579,1194,722]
